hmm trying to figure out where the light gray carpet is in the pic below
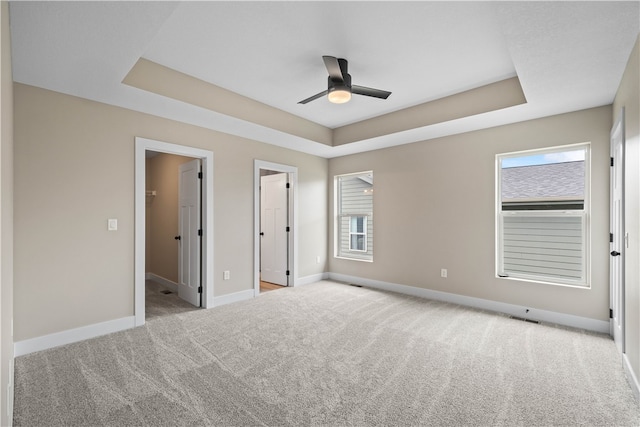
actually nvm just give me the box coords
[145,280,200,320]
[13,281,640,426]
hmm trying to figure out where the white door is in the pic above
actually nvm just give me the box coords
[610,114,625,353]
[260,173,289,286]
[178,158,202,307]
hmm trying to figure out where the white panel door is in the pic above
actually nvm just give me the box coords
[260,173,288,286]
[610,115,625,353]
[178,158,202,307]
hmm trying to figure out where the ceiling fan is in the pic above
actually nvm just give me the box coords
[298,56,392,105]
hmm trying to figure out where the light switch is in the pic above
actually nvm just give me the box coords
[108,219,118,231]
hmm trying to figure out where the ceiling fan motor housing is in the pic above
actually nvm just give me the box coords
[328,74,352,93]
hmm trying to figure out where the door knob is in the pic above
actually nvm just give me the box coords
[175,235,181,241]
[611,250,621,256]
[260,232,264,236]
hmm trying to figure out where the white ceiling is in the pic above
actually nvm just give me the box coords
[8,1,640,158]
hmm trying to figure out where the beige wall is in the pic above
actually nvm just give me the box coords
[146,153,193,283]
[13,83,328,341]
[329,106,612,321]
[613,35,640,389]
[0,2,14,424]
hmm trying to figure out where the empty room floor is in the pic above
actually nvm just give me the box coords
[12,281,640,426]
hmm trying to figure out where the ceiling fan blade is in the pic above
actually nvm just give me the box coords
[322,56,344,83]
[338,58,348,77]
[352,85,392,100]
[298,90,328,104]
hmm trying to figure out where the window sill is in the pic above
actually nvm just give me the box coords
[334,256,373,263]
[496,274,590,289]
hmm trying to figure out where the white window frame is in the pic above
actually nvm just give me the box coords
[334,171,373,262]
[349,215,368,252]
[496,143,591,288]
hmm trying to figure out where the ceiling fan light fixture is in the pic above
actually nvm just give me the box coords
[297,56,391,105]
[328,87,351,104]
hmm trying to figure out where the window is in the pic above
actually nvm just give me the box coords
[349,216,367,251]
[496,144,589,287]
[335,171,373,261]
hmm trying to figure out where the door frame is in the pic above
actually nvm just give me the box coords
[610,109,625,352]
[135,137,214,326]
[254,160,298,295]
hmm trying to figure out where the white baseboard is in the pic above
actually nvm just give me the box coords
[213,289,254,307]
[328,273,610,334]
[14,316,136,357]
[296,272,329,286]
[623,353,640,402]
[146,272,179,292]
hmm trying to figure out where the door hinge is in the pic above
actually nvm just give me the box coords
[197,229,202,236]
[610,308,613,319]
[286,182,290,189]
[198,286,203,293]
[286,270,290,276]
[198,171,203,179]
[610,233,614,243]
[286,226,290,232]
[611,157,614,167]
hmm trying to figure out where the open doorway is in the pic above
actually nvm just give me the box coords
[135,137,214,327]
[145,152,201,319]
[254,160,298,295]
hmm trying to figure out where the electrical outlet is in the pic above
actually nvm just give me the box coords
[316,256,321,264]
[441,269,448,278]
[223,270,230,280]
[108,218,118,231]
